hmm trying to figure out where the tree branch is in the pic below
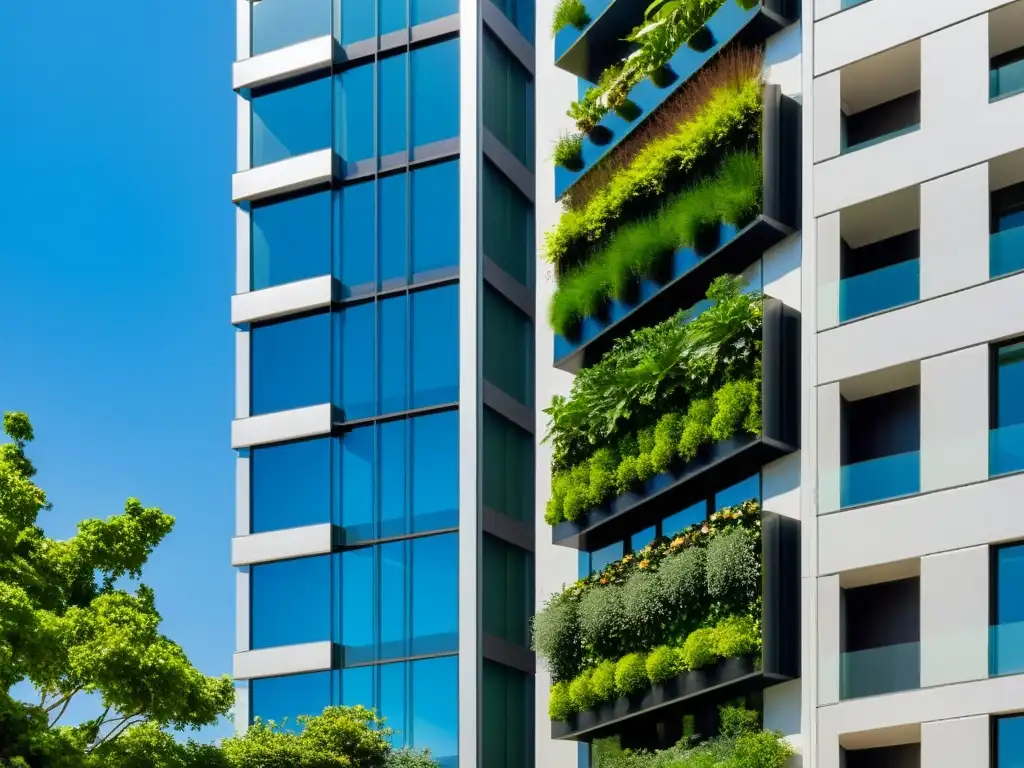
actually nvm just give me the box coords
[92,711,146,749]
[44,686,84,717]
[48,694,80,728]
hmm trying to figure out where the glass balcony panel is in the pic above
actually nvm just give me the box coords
[991,423,1024,477]
[840,450,920,509]
[991,621,1024,677]
[840,0,869,8]
[840,641,920,699]
[839,259,919,322]
[990,226,1024,278]
[841,123,919,155]
[251,0,332,56]
[992,57,1024,100]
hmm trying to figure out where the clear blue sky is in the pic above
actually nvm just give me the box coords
[0,0,237,740]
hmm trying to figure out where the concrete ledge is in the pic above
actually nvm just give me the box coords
[233,149,335,203]
[231,403,333,448]
[233,35,333,91]
[233,641,336,680]
[232,275,334,325]
[232,523,336,566]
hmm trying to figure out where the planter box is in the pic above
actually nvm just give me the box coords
[551,297,800,552]
[554,87,801,373]
[551,511,801,743]
[554,0,797,200]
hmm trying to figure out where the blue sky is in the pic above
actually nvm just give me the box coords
[0,0,237,740]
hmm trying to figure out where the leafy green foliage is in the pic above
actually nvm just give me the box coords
[550,152,762,335]
[718,706,760,739]
[705,527,760,611]
[551,0,590,35]
[547,77,762,266]
[614,653,649,696]
[548,682,573,722]
[385,748,441,768]
[553,131,585,169]
[645,646,683,684]
[568,670,599,711]
[531,591,583,682]
[590,660,618,700]
[579,584,627,660]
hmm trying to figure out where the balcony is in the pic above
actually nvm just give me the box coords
[554,0,794,199]
[991,422,1024,477]
[991,620,1024,677]
[840,640,920,699]
[553,86,801,372]
[839,259,919,322]
[991,225,1024,279]
[840,450,920,509]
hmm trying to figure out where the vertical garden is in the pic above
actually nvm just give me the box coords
[536,0,801,763]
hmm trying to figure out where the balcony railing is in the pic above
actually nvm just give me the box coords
[991,621,1024,677]
[839,258,919,322]
[991,226,1024,279]
[840,640,920,700]
[840,450,920,509]
[990,423,1024,478]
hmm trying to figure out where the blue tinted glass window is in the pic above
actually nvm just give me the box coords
[251,555,332,648]
[412,533,458,655]
[339,302,376,420]
[379,0,407,36]
[411,160,459,281]
[998,716,1024,767]
[380,419,409,538]
[481,408,532,523]
[411,39,459,147]
[630,527,656,552]
[715,474,761,510]
[381,540,409,660]
[997,545,1024,625]
[482,161,533,287]
[411,656,459,767]
[482,33,534,170]
[411,0,457,26]
[380,173,409,289]
[340,424,375,541]
[252,77,332,166]
[339,0,375,44]
[251,313,331,415]
[250,671,334,728]
[252,0,332,55]
[591,541,624,573]
[340,665,374,708]
[380,662,408,747]
[336,64,375,166]
[1000,209,1024,232]
[379,296,410,415]
[411,410,459,532]
[488,0,534,43]
[661,501,706,537]
[997,343,1024,428]
[411,285,459,408]
[339,180,376,297]
[252,438,333,533]
[252,191,331,290]
[483,286,533,406]
[340,545,376,664]
[379,53,409,156]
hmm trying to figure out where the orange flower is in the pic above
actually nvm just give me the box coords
[622,554,633,563]
[600,577,609,585]
[639,559,650,569]
[670,537,685,548]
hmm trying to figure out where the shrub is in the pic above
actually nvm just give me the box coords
[548,681,574,721]
[710,378,759,442]
[645,646,683,684]
[705,527,760,611]
[553,131,585,169]
[568,669,599,711]
[551,0,590,34]
[650,412,686,474]
[591,659,619,702]
[718,705,760,737]
[713,615,761,658]
[730,730,796,767]
[615,653,649,695]
[532,592,582,682]
[387,748,440,768]
[678,398,715,461]
[655,545,706,619]
[621,569,671,649]
[679,627,717,670]
[579,584,627,659]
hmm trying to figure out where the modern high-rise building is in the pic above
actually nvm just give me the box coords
[229,0,1024,764]
[228,0,538,764]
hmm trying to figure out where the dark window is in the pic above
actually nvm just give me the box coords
[482,661,535,768]
[996,715,1024,767]
[483,285,533,406]
[483,535,534,647]
[483,160,534,288]
[482,407,534,523]
[840,230,921,322]
[842,91,920,151]
[991,341,1024,476]
[844,744,920,768]
[991,46,1024,99]
[991,543,1024,676]
[482,32,535,170]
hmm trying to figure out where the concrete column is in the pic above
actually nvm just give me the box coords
[922,715,989,768]
[817,383,842,514]
[920,345,989,493]
[921,15,988,142]
[921,546,989,688]
[236,330,250,419]
[818,574,841,705]
[817,213,841,330]
[920,163,989,300]
[814,71,843,163]
[237,453,251,537]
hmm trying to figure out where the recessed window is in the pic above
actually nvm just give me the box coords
[991,543,1024,676]
[482,535,534,647]
[991,340,1024,476]
[996,715,1024,768]
[482,408,534,523]
[839,41,921,154]
[483,32,535,170]
[483,286,533,406]
[251,437,334,533]
[250,312,332,416]
[990,3,1024,101]
[251,190,332,291]
[251,0,331,57]
[843,744,920,768]
[991,182,1024,279]
[251,75,332,167]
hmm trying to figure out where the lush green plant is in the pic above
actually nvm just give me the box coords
[646,645,684,683]
[589,721,793,768]
[579,581,628,659]
[553,131,585,169]
[615,653,650,695]
[386,747,441,768]
[569,669,599,711]
[705,527,760,611]
[531,591,583,682]
[591,659,619,700]
[718,705,761,738]
[548,77,762,267]
[552,0,591,35]
[548,681,573,721]
[550,151,762,334]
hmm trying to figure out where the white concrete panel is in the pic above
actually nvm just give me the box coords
[236,567,250,652]
[233,35,333,90]
[231,275,333,325]
[764,452,801,520]
[819,472,1024,574]
[817,271,1024,384]
[814,0,841,21]
[921,715,990,768]
[765,679,803,738]
[920,163,990,300]
[921,547,989,688]
[234,683,250,735]
[236,453,251,537]
[233,149,334,203]
[764,22,803,98]
[236,0,250,62]
[236,206,251,294]
[817,384,841,515]
[236,331,250,420]
[818,574,841,706]
[233,641,334,680]
[816,213,840,331]
[814,0,1015,75]
[813,71,842,163]
[920,345,989,493]
[231,524,334,566]
[763,232,803,312]
[921,17,989,141]
[231,403,333,448]
[237,94,251,173]
[818,674,1024,740]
